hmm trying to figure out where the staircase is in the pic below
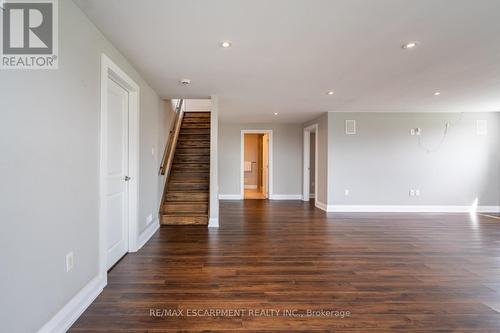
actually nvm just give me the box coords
[160,111,211,225]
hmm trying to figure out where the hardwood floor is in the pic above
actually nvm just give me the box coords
[244,188,266,199]
[70,201,500,332]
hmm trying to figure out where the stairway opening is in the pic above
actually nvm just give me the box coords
[160,111,211,225]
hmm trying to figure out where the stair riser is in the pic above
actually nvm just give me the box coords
[179,128,210,135]
[175,148,210,155]
[178,134,211,141]
[162,203,208,214]
[181,123,211,129]
[170,173,209,181]
[172,163,210,172]
[168,183,209,191]
[177,141,210,148]
[160,215,208,225]
[182,118,211,124]
[166,192,209,202]
[183,112,210,118]
[174,155,210,164]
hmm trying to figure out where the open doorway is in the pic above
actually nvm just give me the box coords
[303,124,318,203]
[241,130,272,200]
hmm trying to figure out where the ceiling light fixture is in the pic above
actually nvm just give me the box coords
[402,41,418,49]
[180,79,191,85]
[274,112,279,116]
[221,40,232,48]
[434,91,441,96]
[327,91,334,95]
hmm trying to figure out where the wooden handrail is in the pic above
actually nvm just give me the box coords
[159,99,184,177]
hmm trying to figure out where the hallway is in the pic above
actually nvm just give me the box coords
[70,201,500,331]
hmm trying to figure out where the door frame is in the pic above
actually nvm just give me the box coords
[99,54,140,281]
[303,124,318,203]
[240,130,273,199]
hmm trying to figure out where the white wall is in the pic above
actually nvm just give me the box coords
[0,1,171,332]
[326,112,500,207]
[219,123,302,197]
[306,112,500,209]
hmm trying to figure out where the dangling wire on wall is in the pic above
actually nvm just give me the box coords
[417,113,464,153]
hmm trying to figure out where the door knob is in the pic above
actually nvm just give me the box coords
[124,176,131,181]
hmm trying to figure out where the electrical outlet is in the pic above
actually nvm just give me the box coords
[415,189,420,196]
[410,128,415,136]
[146,213,153,225]
[151,148,155,156]
[344,189,350,196]
[66,252,74,272]
[409,189,415,197]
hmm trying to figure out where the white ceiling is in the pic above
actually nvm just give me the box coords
[75,0,500,123]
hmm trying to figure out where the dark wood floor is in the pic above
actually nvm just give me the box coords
[71,200,500,332]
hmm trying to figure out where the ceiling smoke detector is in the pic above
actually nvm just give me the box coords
[180,79,191,85]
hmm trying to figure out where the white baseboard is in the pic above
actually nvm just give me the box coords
[314,203,500,213]
[209,217,219,228]
[476,206,500,213]
[136,218,159,251]
[37,275,106,333]
[244,185,257,189]
[269,194,303,200]
[219,194,243,200]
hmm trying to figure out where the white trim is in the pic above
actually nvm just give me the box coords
[209,217,219,228]
[209,96,219,228]
[244,185,258,189]
[219,194,243,200]
[36,276,105,333]
[136,218,159,251]
[314,204,500,213]
[269,194,303,200]
[99,53,140,276]
[315,201,328,212]
[475,206,500,213]
[240,130,273,200]
[303,124,318,204]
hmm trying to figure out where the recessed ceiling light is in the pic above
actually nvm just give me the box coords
[402,41,418,49]
[434,91,441,96]
[274,112,279,116]
[221,40,232,48]
[180,79,191,85]
[327,91,334,95]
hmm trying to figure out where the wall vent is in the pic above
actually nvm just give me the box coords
[345,120,356,135]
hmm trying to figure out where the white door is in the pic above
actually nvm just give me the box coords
[262,134,269,198]
[105,78,130,269]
